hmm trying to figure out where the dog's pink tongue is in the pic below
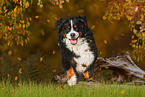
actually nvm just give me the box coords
[70,39,77,44]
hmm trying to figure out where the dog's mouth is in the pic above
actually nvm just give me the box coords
[69,37,78,45]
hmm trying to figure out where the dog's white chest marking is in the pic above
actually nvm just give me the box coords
[65,38,94,73]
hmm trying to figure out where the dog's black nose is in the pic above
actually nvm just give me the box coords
[70,33,75,37]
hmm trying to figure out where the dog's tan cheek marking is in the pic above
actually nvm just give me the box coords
[64,33,67,37]
[79,32,82,36]
[84,71,89,79]
[67,66,75,80]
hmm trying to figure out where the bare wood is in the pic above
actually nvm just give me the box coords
[94,51,145,84]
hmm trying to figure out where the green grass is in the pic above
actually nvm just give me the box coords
[0,81,145,97]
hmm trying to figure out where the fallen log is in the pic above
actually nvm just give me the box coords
[94,51,145,84]
[54,51,145,84]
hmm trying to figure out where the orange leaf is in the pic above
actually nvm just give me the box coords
[78,9,84,13]
[6,91,9,94]
[121,90,124,94]
[114,89,116,94]
[0,87,4,90]
[61,86,64,91]
[47,19,50,22]
[92,92,95,96]
[91,25,95,30]
[104,40,107,44]
[57,43,59,46]
[18,83,21,86]
[89,40,92,42]
[15,76,18,81]
[35,16,39,18]
[19,68,22,74]
[18,57,21,61]
[41,31,45,36]
[100,51,102,55]
[8,50,12,56]
[40,57,43,62]
[105,67,109,69]
[53,69,56,72]
[53,50,56,54]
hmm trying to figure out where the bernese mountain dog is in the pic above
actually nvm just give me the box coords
[55,16,98,86]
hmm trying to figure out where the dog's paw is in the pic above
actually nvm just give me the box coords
[67,75,77,86]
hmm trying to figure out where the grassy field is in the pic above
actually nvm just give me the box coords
[0,81,145,97]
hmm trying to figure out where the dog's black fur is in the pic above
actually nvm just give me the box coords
[55,16,98,85]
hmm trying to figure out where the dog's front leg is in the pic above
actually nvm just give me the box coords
[67,66,77,86]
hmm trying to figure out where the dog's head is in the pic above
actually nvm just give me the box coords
[55,16,88,45]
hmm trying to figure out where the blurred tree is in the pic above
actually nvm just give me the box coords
[0,0,31,51]
[101,0,145,61]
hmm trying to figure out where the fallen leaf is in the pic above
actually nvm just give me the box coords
[88,78,93,81]
[8,50,12,56]
[104,40,107,44]
[0,57,3,60]
[47,19,50,22]
[78,9,84,13]
[18,83,21,86]
[40,57,43,62]
[144,75,145,79]
[15,76,18,81]
[114,89,116,94]
[136,20,142,24]
[66,0,69,2]
[89,40,92,42]
[53,69,56,72]
[41,31,45,36]
[92,92,95,96]
[92,4,96,9]
[100,52,102,55]
[105,67,109,69]
[59,5,63,8]
[103,15,107,20]
[18,57,21,61]
[55,17,58,20]
[8,74,10,77]
[53,50,56,54]
[35,16,39,19]
[57,43,59,46]
[85,49,88,52]
[13,89,16,92]
[11,92,13,95]
[29,17,32,21]
[19,68,22,74]
[11,68,13,70]
[91,25,95,30]
[6,91,9,94]
[61,86,64,91]
[121,90,124,94]
[0,87,4,90]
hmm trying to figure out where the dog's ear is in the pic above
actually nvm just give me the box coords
[81,16,87,25]
[78,16,87,26]
[55,18,67,31]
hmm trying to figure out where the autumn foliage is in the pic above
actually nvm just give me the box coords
[102,0,145,61]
